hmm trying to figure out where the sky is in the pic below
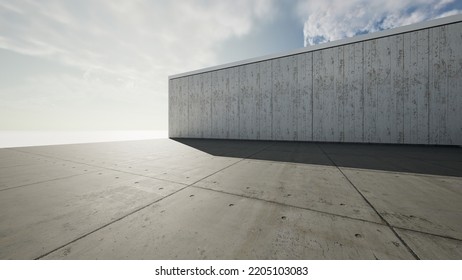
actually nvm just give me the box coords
[0,0,461,131]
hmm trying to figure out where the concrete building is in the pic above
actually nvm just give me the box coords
[169,15,462,145]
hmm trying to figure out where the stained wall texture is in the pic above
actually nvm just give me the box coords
[169,16,462,145]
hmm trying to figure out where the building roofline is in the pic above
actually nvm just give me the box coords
[168,13,462,80]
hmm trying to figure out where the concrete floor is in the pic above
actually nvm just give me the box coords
[0,138,461,260]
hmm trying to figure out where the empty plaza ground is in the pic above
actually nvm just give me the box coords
[0,138,461,259]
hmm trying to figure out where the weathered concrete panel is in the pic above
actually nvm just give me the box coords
[391,34,405,143]
[258,60,272,140]
[201,72,212,138]
[287,55,299,141]
[364,39,378,143]
[211,70,226,138]
[446,22,462,145]
[228,67,240,139]
[375,37,394,143]
[334,47,345,142]
[271,58,283,140]
[272,56,298,141]
[313,49,327,141]
[169,16,462,145]
[168,79,177,137]
[404,30,430,144]
[313,47,344,142]
[178,77,189,138]
[239,63,259,139]
[187,75,200,138]
[296,52,313,141]
[344,43,364,142]
[429,25,449,145]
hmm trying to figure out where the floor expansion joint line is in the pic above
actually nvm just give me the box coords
[33,143,275,260]
[392,226,462,242]
[338,165,462,180]
[87,166,191,187]
[0,170,102,193]
[181,142,276,188]
[316,144,421,260]
[0,163,45,170]
[9,148,190,187]
[190,184,385,226]
[34,184,191,260]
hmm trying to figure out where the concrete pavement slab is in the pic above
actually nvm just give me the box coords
[324,154,407,173]
[2,139,461,259]
[113,155,241,185]
[193,159,382,223]
[43,187,413,259]
[172,139,272,158]
[379,156,462,177]
[321,143,462,177]
[319,143,462,162]
[341,168,462,240]
[395,228,462,259]
[14,139,190,164]
[0,170,185,259]
[0,160,101,191]
[249,149,333,166]
[327,153,462,177]
[0,149,47,168]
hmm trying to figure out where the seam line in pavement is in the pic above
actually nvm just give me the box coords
[34,142,274,259]
[392,226,462,242]
[0,162,45,170]
[10,148,191,187]
[34,184,190,260]
[180,142,275,187]
[337,166,462,179]
[0,170,101,192]
[317,144,421,260]
[192,185,462,243]
[190,184,385,226]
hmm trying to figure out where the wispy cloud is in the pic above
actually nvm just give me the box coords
[0,0,276,78]
[297,0,462,46]
[0,0,276,129]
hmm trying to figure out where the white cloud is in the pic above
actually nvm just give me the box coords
[0,0,276,77]
[297,0,462,46]
[0,0,276,129]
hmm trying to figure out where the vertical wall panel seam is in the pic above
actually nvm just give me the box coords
[311,52,314,140]
[237,67,240,140]
[256,63,260,140]
[342,46,345,142]
[427,29,431,144]
[445,26,449,144]
[361,42,365,142]
[389,37,393,143]
[271,60,273,140]
[402,33,405,143]
[414,32,417,143]
[258,63,262,140]
[292,55,301,140]
[187,77,190,137]
[375,41,379,143]
[210,73,213,139]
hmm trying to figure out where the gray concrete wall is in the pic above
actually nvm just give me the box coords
[169,15,462,145]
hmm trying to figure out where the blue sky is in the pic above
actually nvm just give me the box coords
[0,0,461,130]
